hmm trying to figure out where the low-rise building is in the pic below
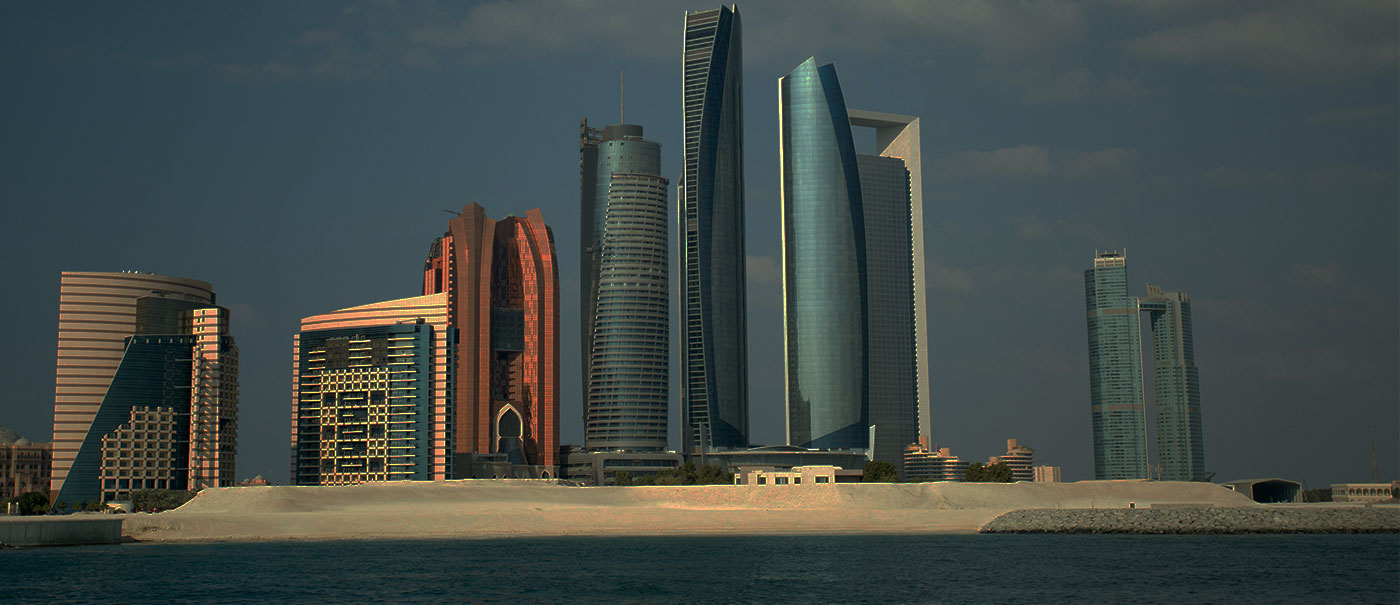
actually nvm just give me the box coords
[1221,478,1302,503]
[1,428,52,500]
[1033,466,1061,483]
[560,446,683,485]
[904,443,968,482]
[732,465,862,486]
[698,445,868,473]
[992,439,1035,482]
[1331,482,1397,502]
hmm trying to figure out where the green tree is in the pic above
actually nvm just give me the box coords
[131,489,197,512]
[613,471,632,486]
[16,491,50,516]
[85,501,105,512]
[863,461,898,483]
[964,462,1013,483]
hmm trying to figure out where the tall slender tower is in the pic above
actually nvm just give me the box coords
[681,5,749,453]
[1140,284,1206,481]
[579,122,670,450]
[778,58,924,473]
[1084,251,1149,479]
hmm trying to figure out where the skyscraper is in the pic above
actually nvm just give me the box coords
[778,58,926,471]
[423,204,559,476]
[1084,251,1149,479]
[681,5,749,453]
[51,271,237,505]
[291,294,454,485]
[579,121,670,451]
[1140,284,1206,481]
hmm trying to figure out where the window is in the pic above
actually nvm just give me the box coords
[816,476,830,484]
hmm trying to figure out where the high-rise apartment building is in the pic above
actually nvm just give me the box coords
[681,5,749,453]
[1084,252,1149,480]
[579,121,670,450]
[778,58,926,473]
[423,204,560,476]
[989,438,1034,482]
[1084,252,1207,481]
[291,294,454,485]
[1140,284,1206,481]
[51,271,237,505]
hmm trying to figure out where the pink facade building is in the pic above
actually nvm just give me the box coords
[423,204,559,476]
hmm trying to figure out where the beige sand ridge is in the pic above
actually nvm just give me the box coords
[121,479,1255,542]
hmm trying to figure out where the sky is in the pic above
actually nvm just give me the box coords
[1,0,1396,488]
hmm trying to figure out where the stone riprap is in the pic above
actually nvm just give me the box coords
[981,506,1400,534]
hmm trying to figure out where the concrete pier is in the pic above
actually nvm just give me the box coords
[0,516,123,547]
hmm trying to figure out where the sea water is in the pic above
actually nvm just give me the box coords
[3,534,1397,603]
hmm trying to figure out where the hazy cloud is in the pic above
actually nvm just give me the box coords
[1061,147,1139,178]
[1204,166,1289,188]
[1018,68,1146,103]
[1309,165,1394,188]
[935,146,1052,181]
[1128,1,1399,78]
[935,146,1137,181]
[1291,263,1344,288]
[746,255,782,308]
[925,259,975,293]
[1008,214,1116,244]
[1305,105,1396,125]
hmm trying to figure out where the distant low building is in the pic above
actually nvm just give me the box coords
[237,475,269,487]
[560,446,683,486]
[1331,482,1397,502]
[1,428,51,500]
[990,438,1034,482]
[698,445,868,473]
[1033,466,1061,483]
[733,466,862,486]
[1221,478,1301,503]
[904,443,967,482]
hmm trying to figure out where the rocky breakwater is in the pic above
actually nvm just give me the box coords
[981,505,1400,534]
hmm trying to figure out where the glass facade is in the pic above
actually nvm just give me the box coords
[779,58,870,450]
[1084,252,1149,479]
[292,323,438,485]
[1141,285,1206,481]
[681,5,749,452]
[579,124,670,450]
[857,154,919,467]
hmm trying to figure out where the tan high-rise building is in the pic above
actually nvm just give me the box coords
[51,271,237,506]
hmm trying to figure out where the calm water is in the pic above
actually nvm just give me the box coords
[2,534,1397,603]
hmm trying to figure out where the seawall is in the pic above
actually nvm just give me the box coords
[981,505,1400,534]
[0,516,124,547]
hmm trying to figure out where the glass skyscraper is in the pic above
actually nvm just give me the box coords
[51,272,238,506]
[779,58,925,471]
[1140,284,1206,481]
[579,122,670,451]
[1085,252,1208,481]
[1084,251,1150,479]
[681,5,749,453]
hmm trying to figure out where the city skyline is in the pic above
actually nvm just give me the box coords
[2,1,1396,487]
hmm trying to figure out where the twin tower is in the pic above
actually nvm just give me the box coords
[580,5,931,469]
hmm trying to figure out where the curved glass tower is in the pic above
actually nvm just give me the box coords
[681,5,749,453]
[580,123,669,450]
[779,58,870,450]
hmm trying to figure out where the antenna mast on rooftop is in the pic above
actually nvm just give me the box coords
[1370,411,1380,482]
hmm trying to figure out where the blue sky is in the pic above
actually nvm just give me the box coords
[2,0,1396,486]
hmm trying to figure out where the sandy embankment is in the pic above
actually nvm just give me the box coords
[121,480,1254,542]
